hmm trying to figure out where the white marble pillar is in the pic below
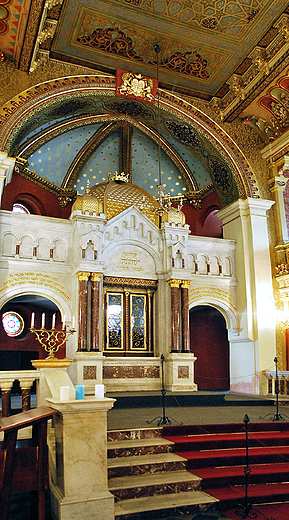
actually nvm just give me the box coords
[269,172,288,244]
[46,397,115,520]
[218,198,276,395]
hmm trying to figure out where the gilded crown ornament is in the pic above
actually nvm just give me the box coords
[108,170,129,183]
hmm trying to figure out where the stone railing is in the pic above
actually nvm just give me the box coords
[263,370,289,397]
[0,371,40,417]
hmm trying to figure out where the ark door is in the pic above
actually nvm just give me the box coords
[189,305,229,391]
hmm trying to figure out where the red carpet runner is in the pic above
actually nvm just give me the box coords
[162,422,289,509]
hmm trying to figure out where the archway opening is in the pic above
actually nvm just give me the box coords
[0,295,64,370]
[189,305,229,391]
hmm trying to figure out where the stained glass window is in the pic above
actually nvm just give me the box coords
[2,312,25,337]
[106,293,123,350]
[131,295,146,350]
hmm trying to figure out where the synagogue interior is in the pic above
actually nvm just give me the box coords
[1,1,289,519]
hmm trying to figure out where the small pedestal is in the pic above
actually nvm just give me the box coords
[32,359,75,406]
[46,397,115,520]
[166,352,198,392]
[74,351,104,393]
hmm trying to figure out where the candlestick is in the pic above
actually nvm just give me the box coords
[30,314,76,359]
[95,384,104,398]
[75,385,85,400]
[60,386,70,401]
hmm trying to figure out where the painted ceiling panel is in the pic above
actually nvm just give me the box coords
[27,123,104,187]
[131,128,187,197]
[50,0,288,96]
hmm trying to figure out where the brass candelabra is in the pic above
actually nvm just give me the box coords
[30,313,76,359]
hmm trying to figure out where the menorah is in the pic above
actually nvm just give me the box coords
[30,312,76,359]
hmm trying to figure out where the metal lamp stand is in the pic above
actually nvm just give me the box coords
[233,414,274,520]
[147,354,182,426]
[260,357,289,422]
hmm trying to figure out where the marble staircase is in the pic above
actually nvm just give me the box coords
[107,427,218,519]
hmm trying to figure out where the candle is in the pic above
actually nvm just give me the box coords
[60,386,70,401]
[52,313,56,328]
[41,313,45,328]
[31,312,35,328]
[62,314,65,329]
[72,315,75,329]
[75,385,85,400]
[95,384,104,398]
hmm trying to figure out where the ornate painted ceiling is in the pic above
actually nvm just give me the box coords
[0,0,288,102]
[1,0,289,220]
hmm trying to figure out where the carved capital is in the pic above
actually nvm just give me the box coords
[181,280,191,289]
[91,272,102,282]
[168,279,182,288]
[77,271,90,281]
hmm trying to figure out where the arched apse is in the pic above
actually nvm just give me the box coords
[189,305,230,391]
[0,75,260,216]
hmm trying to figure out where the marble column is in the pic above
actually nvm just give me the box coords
[181,280,191,352]
[77,271,90,351]
[91,273,102,351]
[19,379,34,411]
[168,279,182,352]
[46,397,115,520]
[0,381,13,417]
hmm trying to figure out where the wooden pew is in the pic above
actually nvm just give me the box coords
[0,407,57,520]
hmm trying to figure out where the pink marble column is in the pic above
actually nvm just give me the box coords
[77,271,90,351]
[168,280,181,352]
[181,280,191,352]
[91,273,102,351]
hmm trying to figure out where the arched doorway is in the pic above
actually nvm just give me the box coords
[189,305,229,391]
[0,295,64,370]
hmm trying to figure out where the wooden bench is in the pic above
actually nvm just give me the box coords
[0,406,57,520]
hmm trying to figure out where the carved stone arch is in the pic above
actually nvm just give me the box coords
[0,76,259,208]
[189,294,239,335]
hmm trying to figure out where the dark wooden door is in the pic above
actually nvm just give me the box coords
[189,305,229,390]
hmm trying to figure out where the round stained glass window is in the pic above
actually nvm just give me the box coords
[2,312,25,337]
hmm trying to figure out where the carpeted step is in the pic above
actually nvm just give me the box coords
[176,445,289,468]
[163,421,289,437]
[107,437,174,458]
[191,462,289,488]
[208,481,289,506]
[114,489,218,518]
[163,430,289,451]
[108,470,202,500]
[108,452,187,478]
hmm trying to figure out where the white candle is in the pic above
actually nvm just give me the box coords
[41,312,45,328]
[31,312,35,328]
[72,315,75,329]
[62,314,65,328]
[95,384,104,398]
[52,313,56,328]
[60,386,70,401]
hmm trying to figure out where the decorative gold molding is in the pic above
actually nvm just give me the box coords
[77,271,90,281]
[168,279,182,288]
[15,158,77,207]
[189,286,236,309]
[91,273,103,282]
[181,280,191,289]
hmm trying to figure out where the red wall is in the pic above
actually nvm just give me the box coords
[1,173,73,218]
[0,304,66,370]
[190,305,229,390]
